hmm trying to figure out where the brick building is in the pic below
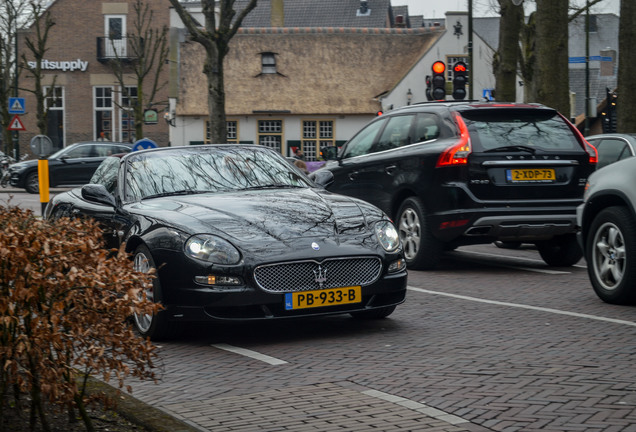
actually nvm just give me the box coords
[17,0,171,156]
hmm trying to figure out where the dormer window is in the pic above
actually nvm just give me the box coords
[261,52,276,74]
[357,1,371,16]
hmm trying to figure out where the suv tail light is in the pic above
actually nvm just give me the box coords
[557,113,598,164]
[436,112,472,167]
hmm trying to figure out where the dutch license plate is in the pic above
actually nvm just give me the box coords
[506,168,556,183]
[285,286,361,310]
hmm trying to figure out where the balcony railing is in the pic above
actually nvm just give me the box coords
[96,37,139,62]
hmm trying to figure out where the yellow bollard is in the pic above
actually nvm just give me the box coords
[37,158,50,216]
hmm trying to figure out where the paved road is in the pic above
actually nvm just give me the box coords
[121,246,636,432]
[3,191,635,431]
[0,187,70,215]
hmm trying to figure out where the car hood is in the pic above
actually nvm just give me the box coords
[128,187,385,246]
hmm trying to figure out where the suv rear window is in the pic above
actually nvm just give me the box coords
[460,109,581,152]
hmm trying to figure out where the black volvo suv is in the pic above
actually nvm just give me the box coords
[314,102,598,270]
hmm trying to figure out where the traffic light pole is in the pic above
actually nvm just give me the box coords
[468,0,473,100]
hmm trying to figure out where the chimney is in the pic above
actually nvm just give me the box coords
[271,0,284,27]
[359,1,369,15]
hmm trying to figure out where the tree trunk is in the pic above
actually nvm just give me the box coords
[532,0,570,115]
[617,0,636,132]
[205,41,227,143]
[494,0,524,102]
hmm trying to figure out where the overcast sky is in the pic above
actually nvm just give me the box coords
[395,0,621,18]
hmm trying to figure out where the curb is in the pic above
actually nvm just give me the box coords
[85,376,200,432]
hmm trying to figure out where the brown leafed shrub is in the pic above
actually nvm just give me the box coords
[0,205,161,431]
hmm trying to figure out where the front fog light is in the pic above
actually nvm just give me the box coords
[388,258,406,273]
[195,275,242,286]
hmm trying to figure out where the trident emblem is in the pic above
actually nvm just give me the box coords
[313,265,327,288]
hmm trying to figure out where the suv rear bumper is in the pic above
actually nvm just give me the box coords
[464,214,576,240]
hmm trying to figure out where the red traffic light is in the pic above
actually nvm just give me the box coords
[376,111,383,116]
[453,62,467,73]
[432,61,446,74]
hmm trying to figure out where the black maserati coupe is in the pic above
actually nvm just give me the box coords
[44,145,407,340]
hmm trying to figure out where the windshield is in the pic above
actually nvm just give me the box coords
[460,109,582,152]
[123,146,312,201]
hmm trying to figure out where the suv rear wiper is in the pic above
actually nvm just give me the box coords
[484,145,536,154]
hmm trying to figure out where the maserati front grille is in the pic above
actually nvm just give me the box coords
[253,257,382,293]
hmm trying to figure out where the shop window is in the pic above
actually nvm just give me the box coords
[44,86,64,150]
[95,87,114,141]
[302,120,334,161]
[205,120,240,143]
[258,120,283,153]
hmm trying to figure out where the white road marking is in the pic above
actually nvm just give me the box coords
[453,250,571,274]
[212,343,288,365]
[362,389,469,425]
[408,286,636,327]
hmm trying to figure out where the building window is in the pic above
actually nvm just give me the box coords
[226,121,238,143]
[121,86,137,142]
[205,120,240,143]
[94,87,114,141]
[302,120,334,161]
[44,86,64,150]
[105,15,127,57]
[261,52,276,74]
[258,120,282,152]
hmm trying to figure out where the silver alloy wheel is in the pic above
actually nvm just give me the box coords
[398,207,421,260]
[592,221,626,291]
[132,250,155,334]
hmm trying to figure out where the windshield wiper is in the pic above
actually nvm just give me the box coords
[238,184,304,191]
[484,145,536,154]
[142,190,208,200]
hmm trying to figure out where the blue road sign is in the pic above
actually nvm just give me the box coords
[132,138,158,152]
[8,97,25,114]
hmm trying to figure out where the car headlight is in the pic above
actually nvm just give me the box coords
[185,234,241,264]
[375,220,400,252]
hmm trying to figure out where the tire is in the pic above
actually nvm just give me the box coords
[350,305,396,319]
[535,233,582,267]
[25,172,39,194]
[586,206,636,305]
[396,197,443,270]
[132,245,177,341]
[494,241,522,249]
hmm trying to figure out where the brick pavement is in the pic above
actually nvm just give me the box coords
[119,251,636,432]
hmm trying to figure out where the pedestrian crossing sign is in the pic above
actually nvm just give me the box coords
[8,114,26,131]
[8,97,25,114]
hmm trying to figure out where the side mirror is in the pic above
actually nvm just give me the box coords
[81,184,116,207]
[320,146,338,161]
[309,169,334,189]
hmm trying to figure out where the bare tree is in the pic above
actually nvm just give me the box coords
[168,0,257,143]
[531,0,570,114]
[617,0,636,132]
[493,0,524,102]
[107,0,169,141]
[0,0,29,156]
[20,0,56,136]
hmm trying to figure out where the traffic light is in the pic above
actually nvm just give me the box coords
[425,75,433,101]
[452,61,468,100]
[431,61,446,100]
[376,110,383,116]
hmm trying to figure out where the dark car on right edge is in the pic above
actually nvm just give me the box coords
[314,101,598,270]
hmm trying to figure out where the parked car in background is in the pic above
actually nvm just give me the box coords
[45,145,407,340]
[314,101,598,270]
[577,156,636,305]
[585,133,636,169]
[8,141,133,193]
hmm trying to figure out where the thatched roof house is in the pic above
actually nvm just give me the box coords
[176,27,443,117]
